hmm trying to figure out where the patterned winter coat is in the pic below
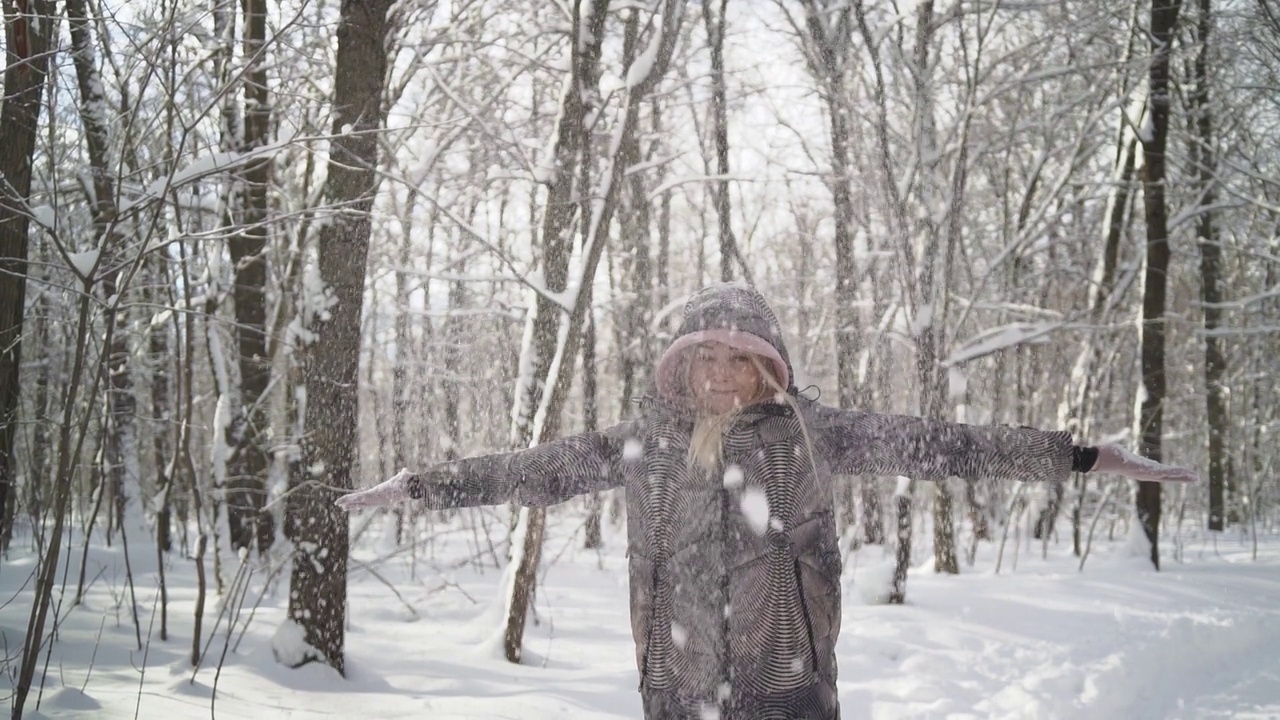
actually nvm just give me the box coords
[407,284,1085,719]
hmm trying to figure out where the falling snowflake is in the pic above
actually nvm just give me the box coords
[740,487,769,534]
[671,622,688,648]
[723,464,744,488]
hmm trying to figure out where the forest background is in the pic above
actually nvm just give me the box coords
[1,0,1278,716]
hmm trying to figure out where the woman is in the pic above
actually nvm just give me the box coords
[337,283,1196,720]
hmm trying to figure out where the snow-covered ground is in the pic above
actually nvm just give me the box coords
[3,512,1278,719]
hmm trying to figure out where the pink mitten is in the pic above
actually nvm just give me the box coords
[1090,444,1199,484]
[335,468,418,511]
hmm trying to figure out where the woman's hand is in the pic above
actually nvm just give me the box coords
[335,468,418,511]
[1090,444,1199,484]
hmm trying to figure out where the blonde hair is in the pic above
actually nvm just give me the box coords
[688,354,816,473]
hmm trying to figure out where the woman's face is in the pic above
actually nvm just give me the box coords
[687,342,766,414]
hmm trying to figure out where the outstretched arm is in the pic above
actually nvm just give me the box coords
[335,419,642,512]
[811,405,1197,484]
[813,405,1075,482]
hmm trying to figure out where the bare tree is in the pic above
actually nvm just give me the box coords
[859,0,963,584]
[225,0,277,555]
[582,304,603,549]
[1137,0,1184,570]
[500,0,610,665]
[66,0,141,547]
[280,0,396,674]
[146,253,174,638]
[502,0,685,663]
[703,0,742,283]
[0,0,56,551]
[848,0,921,599]
[599,17,668,540]
[787,0,886,544]
[3,0,60,712]
[1191,0,1230,532]
[1046,2,1146,548]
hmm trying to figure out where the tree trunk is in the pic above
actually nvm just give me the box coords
[654,95,672,313]
[503,0,684,663]
[13,286,97,718]
[66,0,141,541]
[609,45,659,530]
[149,255,174,553]
[502,0,608,665]
[1059,135,1137,548]
[443,276,464,463]
[226,0,276,555]
[704,0,738,283]
[853,0,920,593]
[102,281,136,540]
[908,0,959,576]
[280,0,394,674]
[889,489,912,604]
[1191,0,1229,532]
[582,310,602,550]
[0,0,56,551]
[206,0,236,582]
[392,224,413,543]
[1059,21,1141,543]
[798,0,882,545]
[615,7,656,414]
[23,292,51,541]
[1136,0,1183,571]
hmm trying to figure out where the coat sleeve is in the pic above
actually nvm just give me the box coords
[810,404,1075,483]
[407,419,642,510]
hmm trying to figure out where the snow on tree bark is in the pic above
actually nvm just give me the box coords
[501,0,685,664]
[226,0,277,556]
[279,0,395,674]
[792,0,883,545]
[64,0,143,541]
[499,0,609,664]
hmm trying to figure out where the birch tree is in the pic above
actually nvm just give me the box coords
[907,0,961,576]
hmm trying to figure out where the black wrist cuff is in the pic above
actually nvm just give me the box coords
[405,475,426,499]
[1072,446,1099,473]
